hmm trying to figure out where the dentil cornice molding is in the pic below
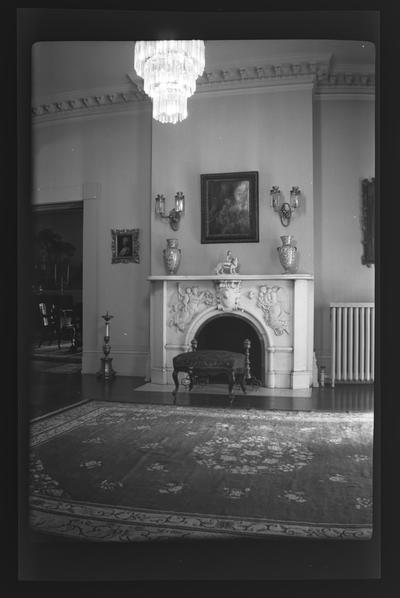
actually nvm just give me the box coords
[196,53,332,89]
[32,54,375,123]
[32,82,148,123]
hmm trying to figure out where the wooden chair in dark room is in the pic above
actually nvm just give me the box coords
[58,307,80,352]
[37,302,59,347]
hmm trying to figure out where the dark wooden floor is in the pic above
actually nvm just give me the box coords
[28,358,374,420]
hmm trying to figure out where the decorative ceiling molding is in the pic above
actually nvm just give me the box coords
[32,93,150,125]
[197,56,331,88]
[315,71,375,100]
[316,72,375,87]
[32,82,148,123]
[192,79,316,101]
[32,56,375,123]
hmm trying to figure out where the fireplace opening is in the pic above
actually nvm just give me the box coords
[195,314,263,383]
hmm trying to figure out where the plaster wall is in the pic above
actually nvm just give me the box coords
[313,98,375,374]
[151,87,314,277]
[32,107,152,375]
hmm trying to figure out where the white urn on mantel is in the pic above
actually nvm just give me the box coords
[163,239,182,275]
[277,235,297,274]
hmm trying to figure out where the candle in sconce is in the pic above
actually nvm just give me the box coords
[67,264,70,285]
[105,323,110,337]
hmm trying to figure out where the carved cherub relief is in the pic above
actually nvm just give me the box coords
[169,283,215,332]
[255,285,289,335]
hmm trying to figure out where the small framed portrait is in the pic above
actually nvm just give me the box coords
[201,171,259,244]
[111,229,140,264]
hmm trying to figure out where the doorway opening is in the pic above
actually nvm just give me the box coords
[31,201,83,373]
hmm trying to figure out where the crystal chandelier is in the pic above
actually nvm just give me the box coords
[134,40,205,124]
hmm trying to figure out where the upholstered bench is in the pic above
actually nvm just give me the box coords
[172,349,246,403]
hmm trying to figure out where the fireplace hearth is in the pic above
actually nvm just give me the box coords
[196,314,262,384]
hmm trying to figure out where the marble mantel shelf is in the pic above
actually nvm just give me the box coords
[148,274,314,281]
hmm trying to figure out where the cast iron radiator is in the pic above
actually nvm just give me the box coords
[330,302,375,387]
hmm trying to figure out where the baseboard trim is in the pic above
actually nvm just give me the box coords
[82,350,150,377]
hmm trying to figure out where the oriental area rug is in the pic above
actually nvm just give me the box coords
[29,401,374,542]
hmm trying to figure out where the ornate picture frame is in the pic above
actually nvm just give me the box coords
[111,229,140,264]
[201,171,259,244]
[361,178,375,267]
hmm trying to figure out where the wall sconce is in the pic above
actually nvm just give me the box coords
[270,185,301,227]
[155,192,185,231]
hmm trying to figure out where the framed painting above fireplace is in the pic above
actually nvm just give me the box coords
[201,171,259,244]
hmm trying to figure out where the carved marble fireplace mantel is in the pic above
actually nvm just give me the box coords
[148,274,314,389]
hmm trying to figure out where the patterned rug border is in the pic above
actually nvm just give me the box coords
[30,495,372,541]
[30,399,92,423]
[30,400,374,431]
[30,400,374,448]
[30,403,109,447]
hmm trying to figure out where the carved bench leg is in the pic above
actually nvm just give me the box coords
[188,370,194,391]
[229,372,236,407]
[227,371,235,396]
[237,373,247,394]
[172,369,179,404]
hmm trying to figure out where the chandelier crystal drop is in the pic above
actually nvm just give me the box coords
[134,40,205,124]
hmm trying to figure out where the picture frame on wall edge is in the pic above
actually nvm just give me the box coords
[111,228,140,264]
